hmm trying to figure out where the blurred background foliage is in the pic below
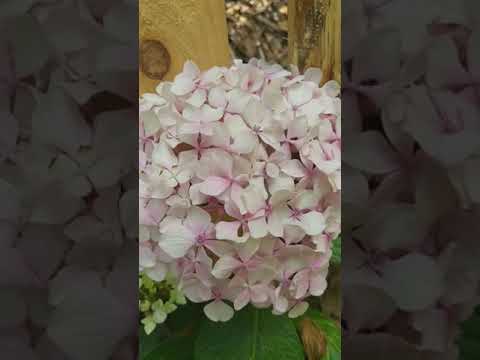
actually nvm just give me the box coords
[226,0,289,66]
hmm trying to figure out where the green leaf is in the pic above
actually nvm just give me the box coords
[331,236,341,265]
[194,306,304,360]
[305,309,341,360]
[143,335,195,360]
[139,326,169,359]
[459,307,480,360]
[166,302,203,334]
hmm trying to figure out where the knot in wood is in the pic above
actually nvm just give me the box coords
[140,40,171,80]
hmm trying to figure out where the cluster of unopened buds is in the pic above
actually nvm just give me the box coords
[139,58,341,332]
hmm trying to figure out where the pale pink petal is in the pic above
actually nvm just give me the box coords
[216,221,248,242]
[184,206,211,232]
[234,289,251,310]
[292,269,310,299]
[237,238,260,262]
[204,240,235,257]
[182,278,212,302]
[250,284,269,303]
[199,176,231,196]
[211,256,242,279]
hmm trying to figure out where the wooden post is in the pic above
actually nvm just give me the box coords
[139,0,232,95]
[288,0,341,84]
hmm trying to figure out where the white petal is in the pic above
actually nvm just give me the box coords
[215,221,248,242]
[263,160,278,177]
[158,228,195,258]
[304,68,323,85]
[171,74,195,96]
[186,88,207,107]
[299,211,325,236]
[263,84,289,113]
[201,104,224,123]
[310,271,328,296]
[145,263,167,282]
[152,142,177,168]
[288,301,309,318]
[208,87,227,108]
[280,160,307,178]
[248,217,269,239]
[204,300,234,322]
[287,83,313,107]
[183,60,200,78]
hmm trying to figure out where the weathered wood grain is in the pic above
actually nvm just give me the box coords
[139,0,232,94]
[288,0,341,84]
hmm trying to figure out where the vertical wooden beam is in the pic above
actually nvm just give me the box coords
[288,0,341,84]
[139,0,232,95]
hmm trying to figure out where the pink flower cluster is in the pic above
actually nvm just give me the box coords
[139,59,341,322]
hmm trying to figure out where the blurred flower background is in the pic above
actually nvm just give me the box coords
[226,0,289,66]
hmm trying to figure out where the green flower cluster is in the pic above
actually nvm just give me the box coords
[139,273,186,334]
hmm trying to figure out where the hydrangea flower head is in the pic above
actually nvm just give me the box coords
[139,59,341,327]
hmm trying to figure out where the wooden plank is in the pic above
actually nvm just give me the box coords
[288,0,341,84]
[139,0,232,95]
